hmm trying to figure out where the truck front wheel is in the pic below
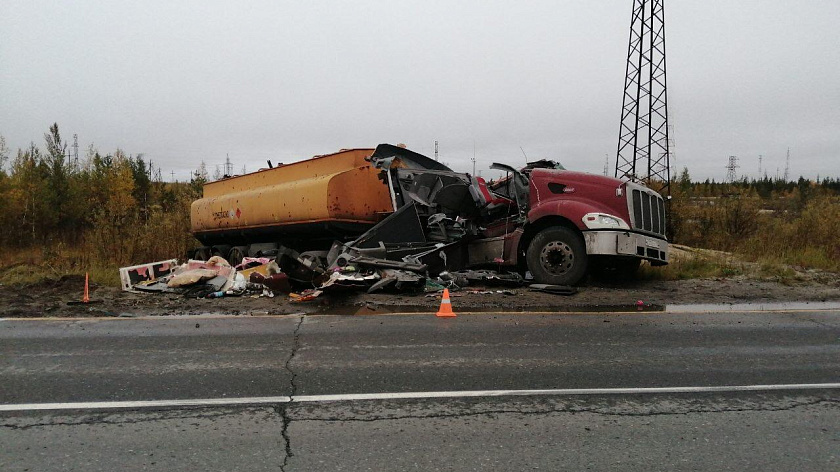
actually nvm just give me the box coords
[526,226,588,286]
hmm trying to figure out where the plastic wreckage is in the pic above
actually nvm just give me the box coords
[118,255,556,301]
[121,256,313,300]
[121,143,668,299]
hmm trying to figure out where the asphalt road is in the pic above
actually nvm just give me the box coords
[1,310,839,471]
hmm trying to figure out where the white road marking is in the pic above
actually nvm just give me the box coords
[2,383,838,412]
[0,396,291,412]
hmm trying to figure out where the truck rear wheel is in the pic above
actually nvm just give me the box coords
[526,226,588,286]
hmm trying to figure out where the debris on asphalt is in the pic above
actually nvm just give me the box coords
[367,269,425,294]
[442,270,525,287]
[238,261,280,280]
[290,289,322,302]
[258,273,292,294]
[235,257,272,270]
[424,279,446,293]
[122,250,542,303]
[167,269,222,288]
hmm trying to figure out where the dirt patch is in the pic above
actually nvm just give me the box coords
[2,272,839,318]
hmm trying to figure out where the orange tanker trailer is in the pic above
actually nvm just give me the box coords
[190,147,397,263]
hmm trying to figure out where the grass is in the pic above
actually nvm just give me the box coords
[674,194,840,274]
[635,243,819,284]
[638,253,742,281]
[0,246,121,287]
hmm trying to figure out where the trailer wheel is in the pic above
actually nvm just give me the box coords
[227,246,247,267]
[526,226,588,285]
[194,246,212,262]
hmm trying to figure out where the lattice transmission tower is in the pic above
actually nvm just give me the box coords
[725,156,739,182]
[615,0,671,196]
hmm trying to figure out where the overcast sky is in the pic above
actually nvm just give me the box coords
[2,0,839,182]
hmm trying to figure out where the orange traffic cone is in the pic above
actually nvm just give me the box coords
[67,272,101,305]
[436,288,456,318]
[83,272,90,303]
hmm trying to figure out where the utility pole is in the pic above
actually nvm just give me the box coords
[472,141,477,176]
[603,153,610,176]
[170,170,176,182]
[758,155,762,177]
[434,141,439,162]
[725,156,739,183]
[615,0,671,196]
[783,148,790,182]
[72,134,79,168]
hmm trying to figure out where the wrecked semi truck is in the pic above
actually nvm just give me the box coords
[190,144,668,287]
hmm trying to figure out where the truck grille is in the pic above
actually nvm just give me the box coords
[629,188,666,237]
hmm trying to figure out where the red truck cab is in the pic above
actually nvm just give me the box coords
[513,168,668,284]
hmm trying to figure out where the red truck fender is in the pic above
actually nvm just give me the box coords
[527,198,619,232]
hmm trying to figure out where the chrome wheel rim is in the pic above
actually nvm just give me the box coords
[539,241,574,275]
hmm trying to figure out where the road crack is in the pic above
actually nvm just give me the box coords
[290,398,840,423]
[278,314,304,472]
[1,408,259,430]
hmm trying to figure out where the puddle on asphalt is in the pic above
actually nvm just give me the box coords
[317,303,667,315]
[665,301,840,313]
[105,302,840,318]
[318,301,840,315]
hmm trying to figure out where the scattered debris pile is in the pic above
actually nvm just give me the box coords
[119,253,567,302]
[120,256,311,300]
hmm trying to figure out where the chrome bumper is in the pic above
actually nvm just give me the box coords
[583,230,669,263]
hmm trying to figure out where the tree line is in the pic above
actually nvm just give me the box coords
[669,168,840,271]
[0,124,206,267]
